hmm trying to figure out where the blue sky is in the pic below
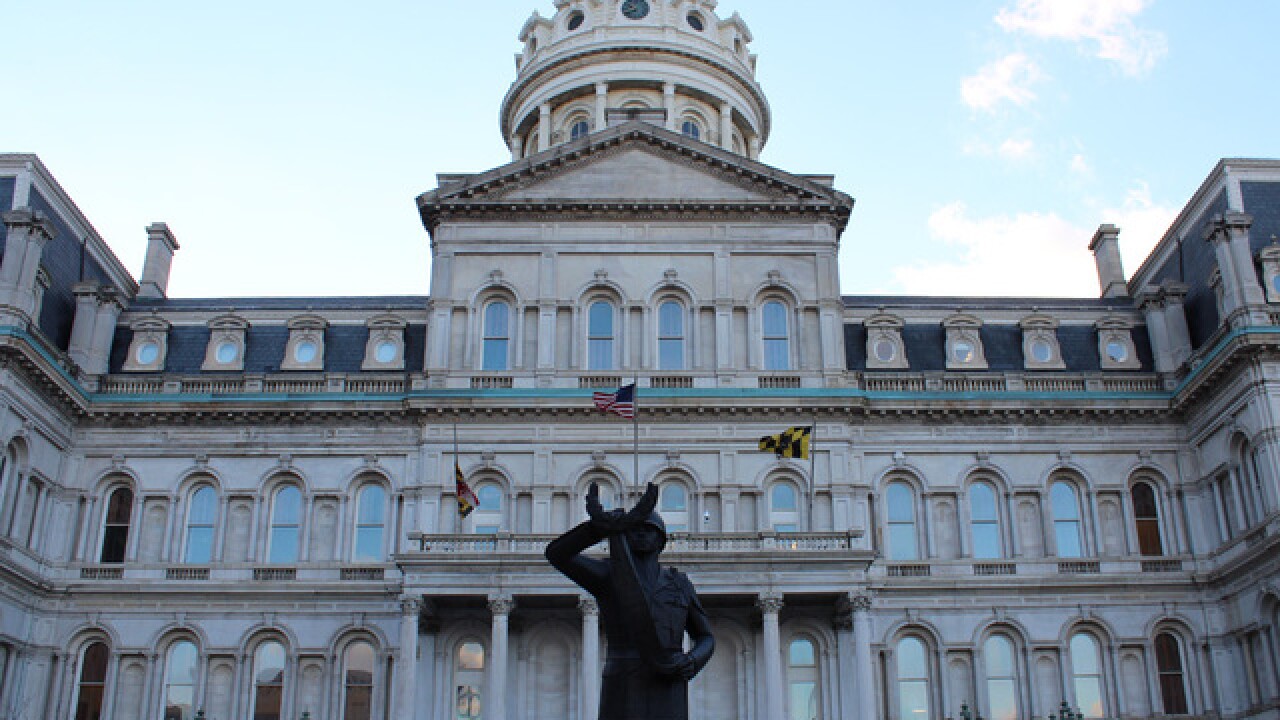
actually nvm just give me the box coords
[4,1,1279,298]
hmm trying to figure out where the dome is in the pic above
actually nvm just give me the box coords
[500,0,770,160]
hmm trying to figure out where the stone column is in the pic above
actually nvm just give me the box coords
[594,82,609,131]
[539,103,553,152]
[580,596,600,720]
[395,597,421,720]
[510,134,524,162]
[757,592,785,720]
[1224,212,1266,306]
[0,208,56,324]
[833,597,857,718]
[851,593,876,719]
[488,594,515,720]
[719,102,733,151]
[663,83,677,131]
[1138,287,1174,373]
[1161,282,1192,369]
[86,287,123,375]
[68,283,102,371]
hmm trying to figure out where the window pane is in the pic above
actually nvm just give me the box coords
[763,302,787,335]
[344,642,375,720]
[269,528,299,563]
[661,484,686,511]
[273,486,300,524]
[1155,633,1188,714]
[1056,521,1082,558]
[985,636,1013,675]
[789,681,816,720]
[1132,483,1158,518]
[82,642,110,682]
[484,302,509,337]
[1051,482,1079,520]
[358,486,385,524]
[255,642,285,681]
[1074,678,1104,719]
[987,678,1017,720]
[772,484,797,511]
[189,486,216,524]
[106,487,134,524]
[458,642,484,670]
[887,484,915,522]
[482,339,509,371]
[659,301,683,336]
[889,526,918,561]
[789,639,815,667]
[897,637,926,678]
[969,484,997,520]
[588,301,613,336]
[659,338,683,370]
[354,528,382,561]
[100,527,128,564]
[973,524,1001,559]
[1070,634,1100,673]
[167,641,198,684]
[184,527,213,564]
[456,686,482,719]
[477,486,501,511]
[588,339,613,370]
[764,339,790,371]
[897,680,929,720]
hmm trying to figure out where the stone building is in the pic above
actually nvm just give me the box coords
[1,1,1278,719]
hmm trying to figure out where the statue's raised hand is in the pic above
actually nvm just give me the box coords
[624,482,659,525]
[586,482,658,536]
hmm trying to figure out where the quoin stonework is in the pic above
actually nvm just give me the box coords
[1,2,1278,719]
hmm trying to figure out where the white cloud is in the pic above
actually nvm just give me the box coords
[893,185,1179,297]
[999,138,1035,159]
[1069,154,1092,176]
[995,0,1167,75]
[894,202,1097,296]
[960,53,1044,111]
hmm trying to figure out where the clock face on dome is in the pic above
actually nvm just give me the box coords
[621,0,650,20]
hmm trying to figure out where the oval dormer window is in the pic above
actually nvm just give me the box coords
[294,340,318,364]
[874,339,896,363]
[1105,340,1128,363]
[687,12,704,31]
[953,340,975,364]
[1030,338,1053,363]
[375,341,397,364]
[135,341,160,366]
[567,11,585,31]
[216,341,238,364]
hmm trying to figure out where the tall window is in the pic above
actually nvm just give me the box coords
[658,300,685,370]
[770,482,799,532]
[268,485,302,563]
[886,482,918,561]
[163,640,198,720]
[762,301,790,371]
[455,641,485,720]
[184,486,217,563]
[1155,633,1189,715]
[984,635,1019,720]
[569,119,590,141]
[252,641,287,720]
[681,119,701,141]
[73,641,109,720]
[1069,633,1105,719]
[588,300,615,370]
[661,483,689,532]
[0,448,12,510]
[482,301,510,371]
[1132,482,1164,556]
[353,485,386,562]
[896,636,931,720]
[100,486,134,563]
[473,484,502,534]
[1051,482,1084,558]
[788,637,820,720]
[342,641,376,720]
[969,482,1002,559]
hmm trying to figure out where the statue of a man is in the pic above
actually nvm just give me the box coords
[546,482,714,720]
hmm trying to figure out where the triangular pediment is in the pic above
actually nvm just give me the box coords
[420,122,850,207]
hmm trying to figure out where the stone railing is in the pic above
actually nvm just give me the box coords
[99,374,409,396]
[407,531,862,555]
[68,563,398,584]
[874,556,1194,581]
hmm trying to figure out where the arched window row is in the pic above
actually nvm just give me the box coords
[70,633,387,720]
[879,473,1182,561]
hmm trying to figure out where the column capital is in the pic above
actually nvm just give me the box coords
[595,81,609,94]
[756,591,783,615]
[1223,211,1254,233]
[488,594,515,616]
[578,595,599,616]
[399,596,422,616]
[840,591,873,614]
[1,207,56,242]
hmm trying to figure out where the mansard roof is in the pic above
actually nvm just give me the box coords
[416,121,854,236]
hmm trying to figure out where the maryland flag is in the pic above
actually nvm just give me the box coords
[759,426,812,459]
[455,461,478,518]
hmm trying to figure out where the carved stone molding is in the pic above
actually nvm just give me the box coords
[756,592,784,615]
[488,595,516,616]
[578,596,599,616]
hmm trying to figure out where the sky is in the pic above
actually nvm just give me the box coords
[4,0,1279,299]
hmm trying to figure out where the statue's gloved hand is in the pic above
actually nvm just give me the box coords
[654,652,698,681]
[586,483,629,536]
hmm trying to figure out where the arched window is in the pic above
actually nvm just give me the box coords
[984,635,1019,720]
[1155,632,1189,715]
[353,485,386,562]
[100,486,134,563]
[1234,437,1267,524]
[251,640,287,720]
[1069,633,1106,719]
[896,636,931,720]
[473,484,502,534]
[658,300,685,371]
[184,486,217,564]
[770,482,799,532]
[569,119,590,141]
[969,482,1002,559]
[0,447,13,509]
[1051,481,1084,558]
[581,480,620,521]
[588,300,615,371]
[886,482,918,561]
[788,637,820,720]
[342,641,376,720]
[660,483,689,532]
[482,301,511,371]
[762,301,791,371]
[681,119,701,141]
[455,641,485,720]
[163,640,198,720]
[268,485,302,563]
[73,641,109,720]
[1131,482,1164,556]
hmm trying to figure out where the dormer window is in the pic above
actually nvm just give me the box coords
[687,12,705,31]
[203,314,249,371]
[123,316,171,373]
[566,10,585,31]
[942,313,988,370]
[1096,316,1140,370]
[570,119,590,141]
[1020,314,1065,370]
[281,315,327,371]
[681,120,701,141]
[865,311,908,370]
[362,314,407,371]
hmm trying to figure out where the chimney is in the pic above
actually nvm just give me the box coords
[1089,224,1127,298]
[138,222,179,299]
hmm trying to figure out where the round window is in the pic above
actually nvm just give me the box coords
[1271,273,1280,295]
[953,340,975,363]
[1030,338,1053,363]
[567,10,584,31]
[687,12,704,31]
[1105,340,1128,363]
[375,340,397,364]
[215,340,238,364]
[294,340,318,364]
[135,340,160,366]
[621,0,649,20]
[874,338,897,363]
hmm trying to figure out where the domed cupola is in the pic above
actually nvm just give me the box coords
[500,0,770,160]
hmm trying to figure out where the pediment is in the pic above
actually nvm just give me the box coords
[422,123,848,207]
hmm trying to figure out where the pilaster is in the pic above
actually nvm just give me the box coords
[0,208,57,324]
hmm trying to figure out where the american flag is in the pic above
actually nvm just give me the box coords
[592,382,636,419]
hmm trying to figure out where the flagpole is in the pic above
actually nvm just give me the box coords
[632,372,640,495]
[808,417,817,528]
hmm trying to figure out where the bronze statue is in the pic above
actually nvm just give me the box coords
[546,482,714,720]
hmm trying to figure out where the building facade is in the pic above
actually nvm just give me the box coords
[1,2,1279,719]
